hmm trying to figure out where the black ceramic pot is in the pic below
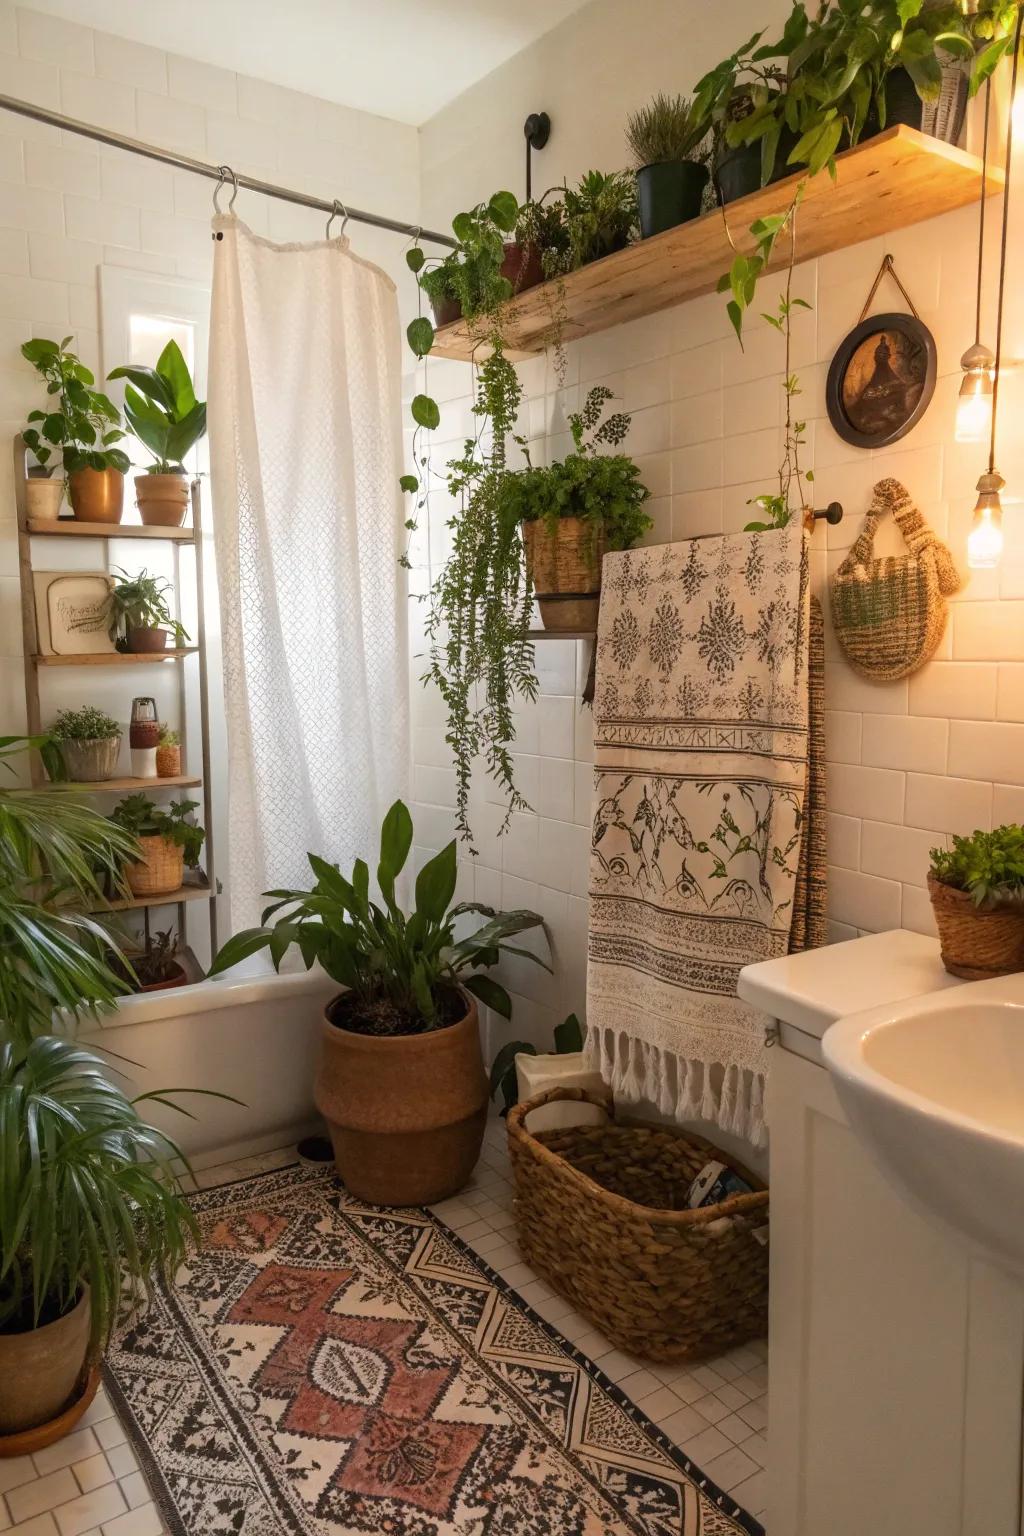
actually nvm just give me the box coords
[636,160,710,238]
[714,129,800,206]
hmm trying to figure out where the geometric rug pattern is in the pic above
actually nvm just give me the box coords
[104,1165,763,1535]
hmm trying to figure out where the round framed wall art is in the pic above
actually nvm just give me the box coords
[825,310,937,450]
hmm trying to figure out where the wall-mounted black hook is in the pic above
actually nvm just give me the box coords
[524,111,551,201]
[812,501,843,526]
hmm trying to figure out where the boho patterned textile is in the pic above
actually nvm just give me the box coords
[105,1165,763,1536]
[586,526,813,1148]
[788,598,828,956]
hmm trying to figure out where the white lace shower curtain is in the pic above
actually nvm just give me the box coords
[208,214,409,931]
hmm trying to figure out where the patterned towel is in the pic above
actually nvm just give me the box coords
[585,524,814,1148]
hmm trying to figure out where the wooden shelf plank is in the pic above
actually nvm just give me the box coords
[94,878,212,913]
[431,127,1003,362]
[527,629,596,639]
[34,774,201,793]
[33,648,198,666]
[28,519,195,541]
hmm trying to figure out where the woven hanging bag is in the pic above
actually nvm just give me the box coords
[830,477,961,681]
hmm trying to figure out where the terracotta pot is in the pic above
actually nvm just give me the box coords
[125,833,183,896]
[138,961,188,993]
[24,477,64,522]
[927,874,1024,980]
[127,626,171,654]
[58,735,121,782]
[522,515,606,632]
[135,472,189,527]
[68,467,123,524]
[156,743,182,777]
[0,1289,90,1435]
[500,240,543,295]
[315,990,488,1206]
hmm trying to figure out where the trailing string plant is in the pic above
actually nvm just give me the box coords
[426,346,537,847]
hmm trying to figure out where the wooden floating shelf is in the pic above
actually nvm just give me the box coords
[33,648,198,666]
[431,127,1003,362]
[28,519,195,541]
[95,877,212,914]
[36,774,201,794]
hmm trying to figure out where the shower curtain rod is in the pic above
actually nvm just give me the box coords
[0,93,458,248]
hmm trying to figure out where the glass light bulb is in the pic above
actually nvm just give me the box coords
[967,504,1004,569]
[955,387,993,443]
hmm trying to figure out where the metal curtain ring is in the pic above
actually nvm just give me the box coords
[326,198,349,239]
[212,164,238,215]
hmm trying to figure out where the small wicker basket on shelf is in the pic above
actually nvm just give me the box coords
[507,1087,769,1363]
[927,873,1024,980]
[125,834,184,897]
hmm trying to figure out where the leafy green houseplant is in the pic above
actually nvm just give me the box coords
[49,706,123,784]
[110,793,205,898]
[21,336,130,523]
[929,827,1024,909]
[928,825,1024,979]
[626,93,712,236]
[108,340,205,528]
[490,1012,585,1115]
[209,799,546,1204]
[107,567,189,653]
[109,924,186,991]
[550,171,639,274]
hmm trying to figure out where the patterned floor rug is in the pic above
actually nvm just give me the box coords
[104,1164,764,1535]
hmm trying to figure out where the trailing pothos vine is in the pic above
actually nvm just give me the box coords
[425,345,537,848]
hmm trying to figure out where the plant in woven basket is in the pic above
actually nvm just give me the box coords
[929,826,1024,908]
[208,799,547,1034]
[490,1011,584,1115]
[110,794,205,868]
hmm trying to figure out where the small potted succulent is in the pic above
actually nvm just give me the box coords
[108,340,206,527]
[107,567,189,654]
[110,793,205,897]
[209,800,546,1205]
[928,826,1024,979]
[497,386,651,631]
[156,725,182,778]
[626,93,711,237]
[20,337,130,524]
[49,706,122,783]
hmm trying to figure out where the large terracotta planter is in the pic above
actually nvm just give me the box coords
[68,467,123,524]
[315,990,488,1206]
[522,515,606,631]
[135,472,189,527]
[127,625,171,654]
[0,1288,90,1435]
[125,833,183,896]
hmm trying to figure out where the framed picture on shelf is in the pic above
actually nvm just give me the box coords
[32,571,116,656]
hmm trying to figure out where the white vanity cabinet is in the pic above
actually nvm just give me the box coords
[740,931,1024,1536]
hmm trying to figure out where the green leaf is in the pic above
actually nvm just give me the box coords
[156,340,197,415]
[488,190,519,232]
[206,926,273,976]
[414,840,457,925]
[451,211,474,243]
[406,246,425,272]
[407,317,435,358]
[411,394,440,431]
[106,363,176,413]
[377,799,413,904]
[488,1039,533,1097]
[463,974,512,1018]
[399,474,418,493]
[554,1012,584,1053]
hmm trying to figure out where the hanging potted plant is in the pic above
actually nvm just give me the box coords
[49,706,122,783]
[497,386,652,632]
[928,827,1024,979]
[209,800,547,1205]
[110,793,205,896]
[626,93,712,237]
[20,337,131,524]
[108,340,206,527]
[107,567,189,653]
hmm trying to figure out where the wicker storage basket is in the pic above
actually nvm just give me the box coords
[508,1088,769,1362]
[927,874,1024,980]
[125,834,184,896]
[522,517,605,632]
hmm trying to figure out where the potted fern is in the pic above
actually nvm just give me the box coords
[49,706,122,783]
[108,340,206,527]
[928,826,1024,980]
[626,93,711,237]
[110,793,205,897]
[497,386,652,631]
[209,800,546,1206]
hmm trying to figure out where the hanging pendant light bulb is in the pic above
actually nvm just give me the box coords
[967,471,1005,568]
[955,341,995,443]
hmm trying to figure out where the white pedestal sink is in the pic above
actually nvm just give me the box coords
[823,972,1024,1276]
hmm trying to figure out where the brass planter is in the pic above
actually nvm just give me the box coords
[68,467,124,524]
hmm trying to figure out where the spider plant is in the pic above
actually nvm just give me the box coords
[0,735,137,1046]
[0,1034,204,1350]
[107,567,189,648]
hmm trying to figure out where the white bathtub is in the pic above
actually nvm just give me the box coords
[81,968,338,1169]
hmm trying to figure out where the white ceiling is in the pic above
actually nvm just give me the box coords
[27,0,592,124]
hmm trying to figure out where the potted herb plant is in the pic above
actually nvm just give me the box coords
[20,337,130,524]
[156,725,182,778]
[110,793,205,897]
[928,827,1024,979]
[498,386,652,631]
[108,340,206,527]
[209,800,546,1205]
[552,170,639,272]
[49,706,122,783]
[626,93,711,237]
[107,567,189,653]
